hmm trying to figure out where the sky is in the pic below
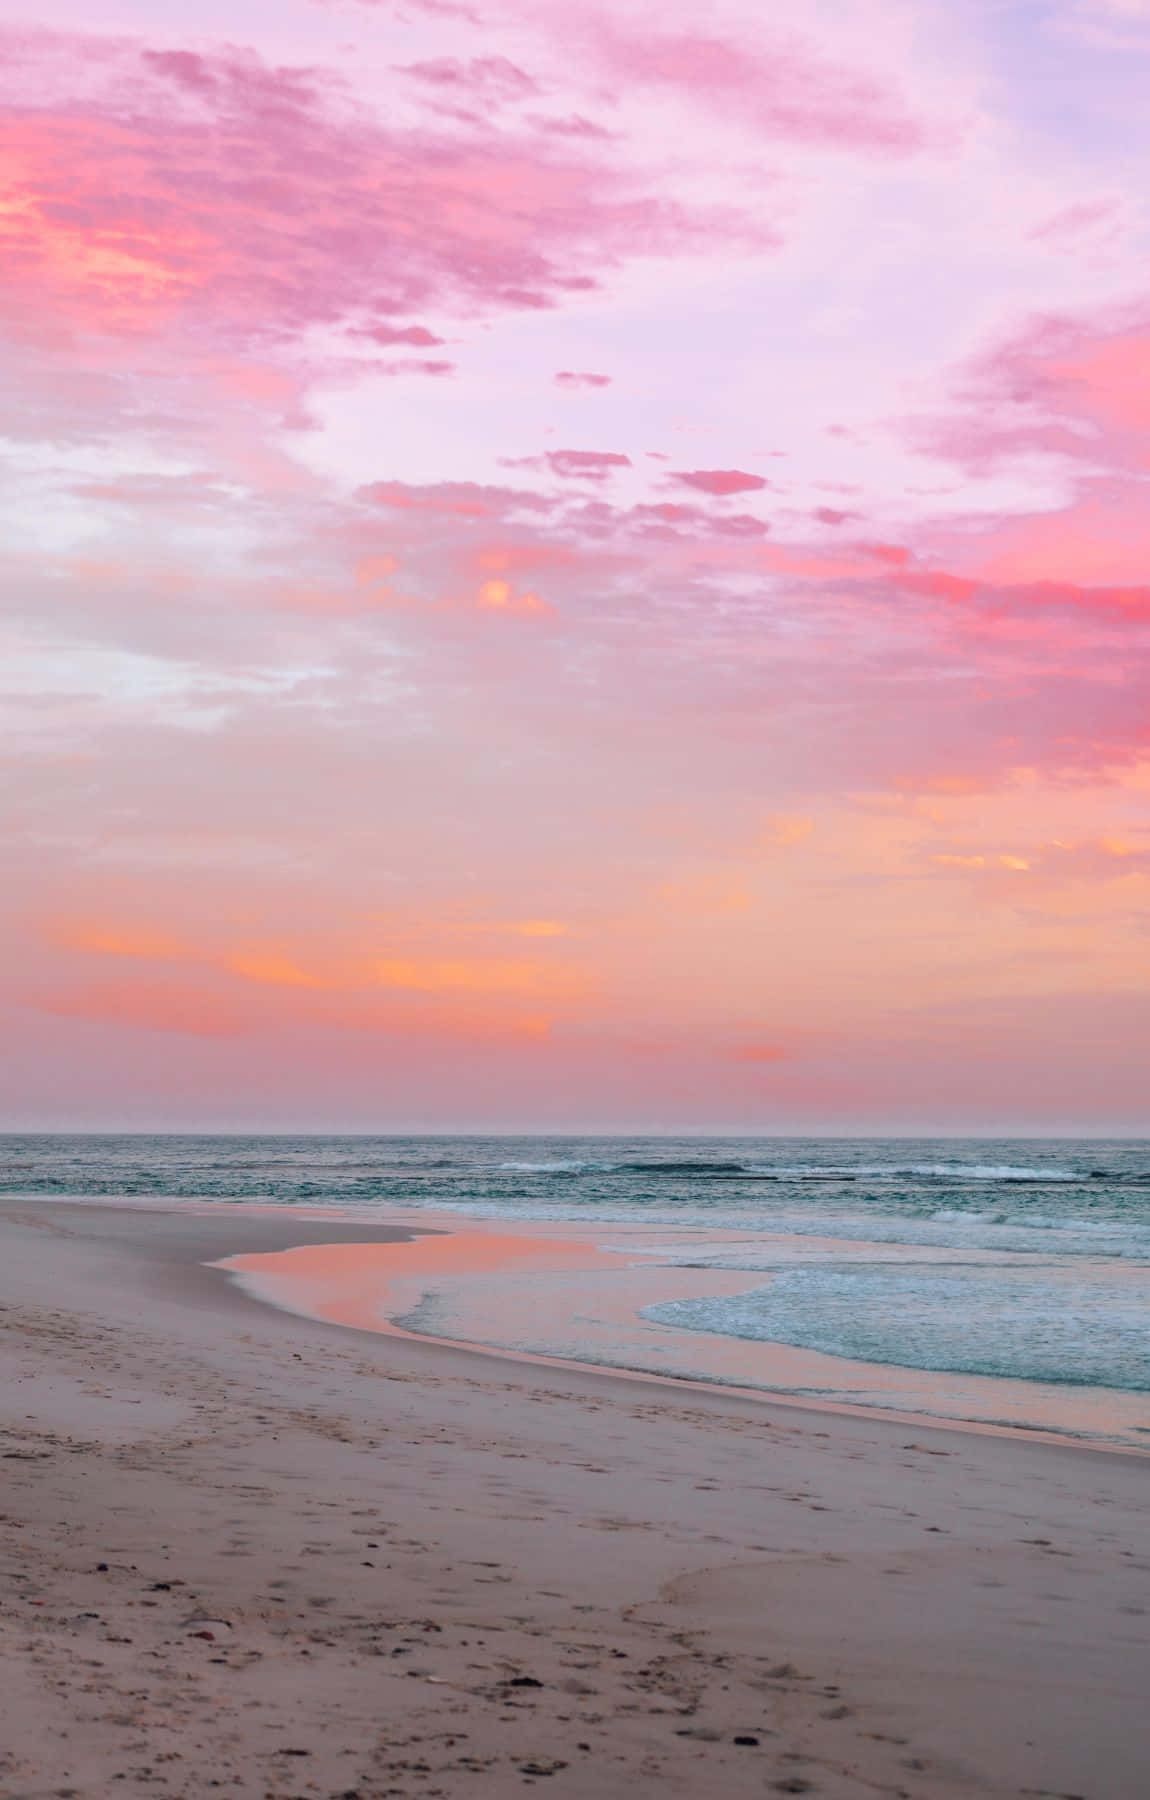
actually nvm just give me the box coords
[2,0,1149,1133]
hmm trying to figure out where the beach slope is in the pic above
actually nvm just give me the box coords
[0,1199,1147,1799]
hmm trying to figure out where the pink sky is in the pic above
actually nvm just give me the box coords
[3,0,1149,1131]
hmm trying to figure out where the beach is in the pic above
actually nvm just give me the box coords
[1,1198,1147,1799]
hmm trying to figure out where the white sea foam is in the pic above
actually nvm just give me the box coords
[497,1160,590,1172]
[646,1265,1150,1392]
[748,1163,1079,1182]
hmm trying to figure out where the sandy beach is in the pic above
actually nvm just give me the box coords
[1,1198,1147,1800]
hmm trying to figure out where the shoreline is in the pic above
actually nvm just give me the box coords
[218,1227,1150,1459]
[5,1192,1146,1455]
[1,1195,1148,1797]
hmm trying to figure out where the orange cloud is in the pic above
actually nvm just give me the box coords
[47,922,194,960]
[477,578,554,617]
[760,814,813,848]
[42,918,590,1008]
[227,950,336,989]
[932,852,1031,872]
[1097,836,1141,858]
[0,141,199,324]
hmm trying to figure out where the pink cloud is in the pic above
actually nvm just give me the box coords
[67,473,233,510]
[398,56,538,101]
[373,358,456,377]
[1028,200,1117,243]
[1048,329,1150,440]
[0,30,752,353]
[554,370,612,388]
[936,484,1150,591]
[29,981,247,1038]
[588,24,930,153]
[546,449,632,480]
[360,479,552,517]
[533,114,616,141]
[671,469,769,496]
[627,504,768,541]
[353,323,446,347]
[919,307,1150,479]
[472,543,578,576]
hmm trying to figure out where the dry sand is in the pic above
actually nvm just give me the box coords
[0,1198,1147,1800]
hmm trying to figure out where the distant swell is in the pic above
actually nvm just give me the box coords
[622,1160,749,1175]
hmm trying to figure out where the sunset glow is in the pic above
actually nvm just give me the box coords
[4,0,1149,1130]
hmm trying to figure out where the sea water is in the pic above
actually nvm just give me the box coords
[4,1134,1149,1425]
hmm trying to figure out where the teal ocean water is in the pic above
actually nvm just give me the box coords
[4,1135,1149,1400]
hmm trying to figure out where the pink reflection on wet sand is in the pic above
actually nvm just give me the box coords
[218,1221,1149,1451]
[222,1230,613,1334]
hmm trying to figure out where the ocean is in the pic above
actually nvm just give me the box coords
[5,1134,1149,1442]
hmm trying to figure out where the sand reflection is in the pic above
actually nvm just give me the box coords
[221,1230,611,1334]
[218,1220,1149,1450]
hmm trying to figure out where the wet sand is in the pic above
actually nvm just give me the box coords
[1,1196,1148,1799]
[219,1221,1150,1448]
